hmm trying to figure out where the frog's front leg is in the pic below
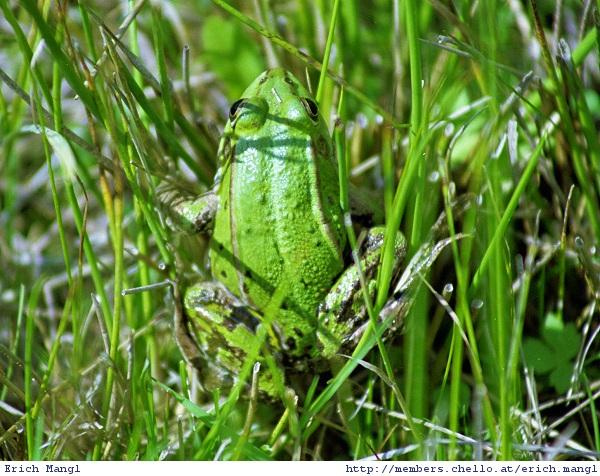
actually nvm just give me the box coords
[181,281,283,397]
[317,227,406,359]
[156,182,219,234]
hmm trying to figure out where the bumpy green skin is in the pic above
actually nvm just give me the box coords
[165,68,405,397]
[210,69,346,360]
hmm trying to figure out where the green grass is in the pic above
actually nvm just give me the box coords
[1,0,600,461]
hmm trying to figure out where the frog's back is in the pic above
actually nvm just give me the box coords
[210,69,346,356]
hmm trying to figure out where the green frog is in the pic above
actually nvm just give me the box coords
[160,68,406,397]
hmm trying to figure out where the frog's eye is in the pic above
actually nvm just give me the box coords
[230,97,268,132]
[229,98,246,121]
[301,97,319,121]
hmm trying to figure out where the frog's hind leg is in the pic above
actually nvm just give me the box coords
[177,281,263,393]
[316,227,406,359]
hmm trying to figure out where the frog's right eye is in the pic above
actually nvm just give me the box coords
[301,97,319,122]
[230,97,269,132]
[229,99,246,120]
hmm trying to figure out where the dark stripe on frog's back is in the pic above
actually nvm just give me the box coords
[310,134,345,261]
[227,137,245,299]
[209,154,236,293]
[209,143,254,303]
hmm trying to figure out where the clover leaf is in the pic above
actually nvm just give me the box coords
[523,312,581,394]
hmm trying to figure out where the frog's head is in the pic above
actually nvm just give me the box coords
[227,68,323,135]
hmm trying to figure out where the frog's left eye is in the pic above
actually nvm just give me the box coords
[229,99,246,120]
[301,97,319,122]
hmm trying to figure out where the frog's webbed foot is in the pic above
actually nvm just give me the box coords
[316,227,405,359]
